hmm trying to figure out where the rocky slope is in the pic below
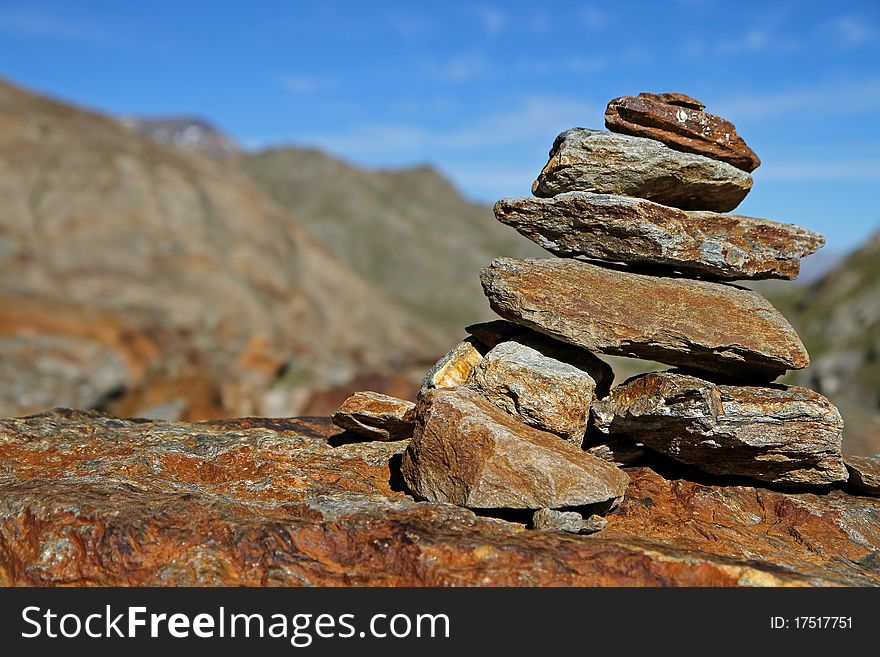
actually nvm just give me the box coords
[1,408,878,586]
[0,79,441,419]
[241,148,543,333]
[786,230,880,453]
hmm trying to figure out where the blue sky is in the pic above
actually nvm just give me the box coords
[1,0,879,255]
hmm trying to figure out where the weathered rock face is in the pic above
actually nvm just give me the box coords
[593,372,847,486]
[418,337,486,398]
[532,129,752,213]
[845,455,880,495]
[605,95,761,172]
[480,258,809,380]
[637,92,705,110]
[401,387,629,509]
[495,192,824,281]
[2,409,880,586]
[331,391,415,441]
[467,340,598,444]
[532,508,607,534]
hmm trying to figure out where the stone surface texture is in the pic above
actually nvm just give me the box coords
[532,508,608,534]
[480,258,809,380]
[1,409,880,586]
[401,387,629,509]
[495,192,824,281]
[467,340,598,444]
[845,455,880,495]
[637,92,705,110]
[331,391,415,441]
[532,129,753,213]
[417,337,486,398]
[593,372,847,486]
[605,95,761,172]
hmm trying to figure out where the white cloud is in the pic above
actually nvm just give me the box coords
[580,5,608,28]
[831,15,877,46]
[430,53,492,83]
[475,6,506,36]
[714,78,880,120]
[0,6,117,44]
[308,94,600,157]
[716,27,799,54]
[280,75,336,96]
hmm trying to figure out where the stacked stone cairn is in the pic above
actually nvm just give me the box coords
[333,92,864,534]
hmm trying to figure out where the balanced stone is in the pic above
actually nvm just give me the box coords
[532,128,752,212]
[467,339,603,445]
[605,94,761,172]
[331,391,415,441]
[592,372,847,486]
[637,92,705,110]
[401,387,629,509]
[844,455,880,495]
[480,258,809,380]
[418,336,486,399]
[495,192,824,281]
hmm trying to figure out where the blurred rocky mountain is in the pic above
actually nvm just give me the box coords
[0,79,447,420]
[786,230,880,453]
[241,148,543,334]
[121,115,240,164]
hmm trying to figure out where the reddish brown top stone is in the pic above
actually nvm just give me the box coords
[638,92,705,110]
[605,94,761,172]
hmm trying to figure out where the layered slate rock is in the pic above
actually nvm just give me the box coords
[844,455,880,495]
[532,129,752,213]
[401,387,628,509]
[605,94,761,172]
[495,192,824,281]
[331,391,415,441]
[532,508,607,534]
[418,336,486,398]
[637,92,705,110]
[480,258,809,380]
[3,409,880,586]
[592,372,847,486]
[467,340,601,444]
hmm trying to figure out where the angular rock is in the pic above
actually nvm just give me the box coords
[3,409,880,585]
[844,455,880,495]
[418,337,486,398]
[331,391,415,441]
[495,192,824,281]
[532,129,752,213]
[593,372,847,486]
[605,95,761,172]
[481,258,809,380]
[587,440,645,466]
[532,508,608,534]
[401,387,629,509]
[467,340,600,444]
[465,321,612,394]
[638,92,705,111]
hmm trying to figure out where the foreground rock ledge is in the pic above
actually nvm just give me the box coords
[480,258,809,380]
[401,387,628,508]
[495,192,824,281]
[593,372,847,486]
[1,409,879,586]
[532,129,752,213]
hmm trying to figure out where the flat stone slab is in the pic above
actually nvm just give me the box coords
[605,94,761,172]
[495,192,824,281]
[480,257,809,380]
[532,129,752,212]
[331,391,415,441]
[401,387,629,509]
[844,455,880,495]
[593,372,847,486]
